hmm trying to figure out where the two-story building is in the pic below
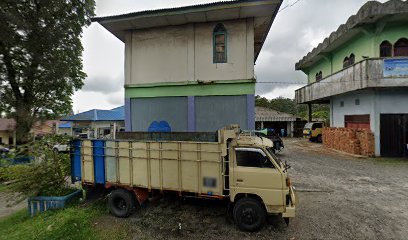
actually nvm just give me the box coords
[93,0,282,132]
[295,0,408,157]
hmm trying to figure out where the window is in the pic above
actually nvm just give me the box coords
[236,148,273,168]
[312,123,323,130]
[349,53,355,65]
[394,38,408,57]
[340,101,344,107]
[315,71,322,81]
[213,23,227,63]
[343,57,349,68]
[355,99,360,105]
[380,40,392,57]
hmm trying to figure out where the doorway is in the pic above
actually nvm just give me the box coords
[380,114,408,157]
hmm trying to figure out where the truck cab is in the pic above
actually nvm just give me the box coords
[228,135,295,231]
[303,122,324,142]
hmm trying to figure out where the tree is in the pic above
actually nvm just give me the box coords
[0,0,95,143]
[255,95,330,122]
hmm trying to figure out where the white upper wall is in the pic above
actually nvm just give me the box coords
[125,19,255,85]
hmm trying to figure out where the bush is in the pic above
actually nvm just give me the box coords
[0,165,31,183]
[5,135,74,197]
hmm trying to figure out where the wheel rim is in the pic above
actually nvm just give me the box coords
[241,207,258,225]
[114,197,127,210]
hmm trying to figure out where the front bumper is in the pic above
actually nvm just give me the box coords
[282,186,296,218]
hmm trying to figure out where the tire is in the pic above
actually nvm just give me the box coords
[233,197,266,232]
[107,189,135,218]
[317,135,322,143]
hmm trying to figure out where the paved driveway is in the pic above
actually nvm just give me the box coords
[280,138,408,240]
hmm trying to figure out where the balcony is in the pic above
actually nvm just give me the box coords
[295,58,408,104]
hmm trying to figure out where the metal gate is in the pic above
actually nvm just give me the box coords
[380,114,408,157]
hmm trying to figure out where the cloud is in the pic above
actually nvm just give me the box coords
[259,84,304,99]
[81,76,123,94]
[72,90,124,113]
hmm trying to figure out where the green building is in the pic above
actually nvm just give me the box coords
[295,0,408,157]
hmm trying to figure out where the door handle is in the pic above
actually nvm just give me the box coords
[236,179,244,182]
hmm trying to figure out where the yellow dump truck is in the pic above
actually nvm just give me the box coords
[71,126,296,232]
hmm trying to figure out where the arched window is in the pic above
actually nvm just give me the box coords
[213,23,227,63]
[394,38,408,57]
[380,40,392,57]
[315,71,323,81]
[343,57,349,68]
[349,53,355,65]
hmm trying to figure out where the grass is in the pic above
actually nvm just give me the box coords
[0,201,130,240]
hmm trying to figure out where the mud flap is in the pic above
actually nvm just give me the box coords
[226,202,234,224]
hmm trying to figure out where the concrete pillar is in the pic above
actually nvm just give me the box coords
[308,103,313,122]
[372,90,381,156]
[287,121,294,137]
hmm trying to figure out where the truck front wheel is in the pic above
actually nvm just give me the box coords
[108,189,135,218]
[233,198,266,232]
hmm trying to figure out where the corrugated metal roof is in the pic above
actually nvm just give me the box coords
[62,106,125,122]
[58,122,72,128]
[255,106,297,122]
[93,0,261,21]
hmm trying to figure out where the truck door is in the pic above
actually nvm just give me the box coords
[230,147,284,207]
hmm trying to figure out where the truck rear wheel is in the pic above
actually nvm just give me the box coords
[233,198,266,232]
[108,189,135,218]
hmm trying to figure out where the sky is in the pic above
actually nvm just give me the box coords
[73,0,385,113]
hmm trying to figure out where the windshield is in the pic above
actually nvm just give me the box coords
[266,147,284,169]
[304,123,313,129]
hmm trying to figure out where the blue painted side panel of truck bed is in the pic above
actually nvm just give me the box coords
[93,140,105,184]
[71,140,81,182]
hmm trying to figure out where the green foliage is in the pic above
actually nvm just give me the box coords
[0,165,30,183]
[255,95,330,122]
[4,134,73,197]
[0,201,131,240]
[0,0,95,143]
[0,203,105,240]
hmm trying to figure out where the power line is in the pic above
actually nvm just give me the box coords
[256,81,306,84]
[278,0,302,13]
[256,77,392,85]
